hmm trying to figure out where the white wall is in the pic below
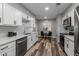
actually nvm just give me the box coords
[63,3,79,17]
[56,15,65,42]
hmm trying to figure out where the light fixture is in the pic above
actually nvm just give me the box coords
[44,16,47,19]
[56,3,61,5]
[56,3,61,7]
[45,6,49,11]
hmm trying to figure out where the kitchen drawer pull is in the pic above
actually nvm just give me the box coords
[67,44,69,48]
[1,46,8,50]
[0,17,1,22]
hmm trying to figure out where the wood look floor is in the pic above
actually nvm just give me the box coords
[25,38,65,56]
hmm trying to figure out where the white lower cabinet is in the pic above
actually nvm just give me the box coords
[31,33,36,44]
[0,46,15,56]
[68,40,74,56]
[27,35,32,50]
[64,38,69,55]
[0,41,16,56]
[27,33,38,50]
[31,33,38,44]
[64,37,74,56]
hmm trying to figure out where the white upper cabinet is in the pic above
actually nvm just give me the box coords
[15,9,22,25]
[30,17,35,27]
[0,3,2,25]
[3,4,16,25]
[0,3,22,26]
[22,15,34,27]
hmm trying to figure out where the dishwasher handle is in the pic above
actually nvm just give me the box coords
[17,39,27,44]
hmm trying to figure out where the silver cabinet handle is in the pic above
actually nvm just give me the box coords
[14,20,16,24]
[67,44,69,48]
[1,46,8,50]
[67,40,69,48]
[0,17,1,23]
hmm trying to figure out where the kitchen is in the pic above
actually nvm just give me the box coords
[0,3,38,56]
[0,3,79,56]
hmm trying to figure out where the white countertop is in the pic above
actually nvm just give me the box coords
[64,35,74,42]
[0,34,28,46]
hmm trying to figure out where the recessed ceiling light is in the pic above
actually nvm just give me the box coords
[45,6,49,11]
[44,16,47,19]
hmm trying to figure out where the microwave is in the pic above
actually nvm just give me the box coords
[63,17,71,27]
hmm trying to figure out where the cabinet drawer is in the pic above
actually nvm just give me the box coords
[0,46,15,56]
[0,41,15,53]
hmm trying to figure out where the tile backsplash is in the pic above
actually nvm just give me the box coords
[0,31,7,37]
[0,26,24,37]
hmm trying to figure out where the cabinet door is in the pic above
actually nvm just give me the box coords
[0,46,15,56]
[0,51,8,56]
[3,4,15,25]
[27,35,32,50]
[32,33,37,44]
[64,37,74,56]
[64,38,69,55]
[7,46,15,56]
[68,40,74,56]
[15,9,22,25]
[0,41,16,56]
[36,33,38,41]
[0,3,2,25]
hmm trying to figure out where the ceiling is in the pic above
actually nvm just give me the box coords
[21,3,72,20]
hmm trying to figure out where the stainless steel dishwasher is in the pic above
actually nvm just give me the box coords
[16,37,27,56]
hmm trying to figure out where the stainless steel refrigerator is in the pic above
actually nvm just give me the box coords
[74,5,79,56]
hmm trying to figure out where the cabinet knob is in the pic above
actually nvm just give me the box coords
[14,20,16,24]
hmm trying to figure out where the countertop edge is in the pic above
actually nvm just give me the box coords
[64,35,74,42]
[0,35,28,46]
